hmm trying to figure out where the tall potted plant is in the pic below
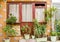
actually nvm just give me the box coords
[33,19,47,42]
[21,24,31,39]
[44,6,57,37]
[3,14,17,42]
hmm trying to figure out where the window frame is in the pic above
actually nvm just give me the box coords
[7,2,47,23]
[7,2,20,24]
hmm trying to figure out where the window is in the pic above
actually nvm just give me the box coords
[35,3,46,22]
[35,8,45,22]
[8,4,20,23]
[8,2,46,23]
[53,3,60,20]
[52,0,60,3]
[22,4,33,22]
[52,0,60,31]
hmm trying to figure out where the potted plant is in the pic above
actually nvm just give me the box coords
[31,35,35,39]
[33,19,47,42]
[6,14,17,25]
[50,31,57,42]
[44,6,57,37]
[21,24,31,39]
[3,14,17,42]
[57,32,60,40]
[55,20,60,40]
[3,25,17,42]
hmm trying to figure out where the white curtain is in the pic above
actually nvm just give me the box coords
[22,4,32,22]
[35,8,45,22]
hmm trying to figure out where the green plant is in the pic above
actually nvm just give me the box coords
[55,20,60,32]
[3,25,17,38]
[51,31,57,36]
[3,13,17,39]
[57,32,60,36]
[44,7,57,21]
[6,14,17,24]
[21,24,30,35]
[33,19,46,38]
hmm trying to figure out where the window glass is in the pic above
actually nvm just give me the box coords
[9,4,19,23]
[22,4,32,22]
[35,8,45,22]
[53,3,60,20]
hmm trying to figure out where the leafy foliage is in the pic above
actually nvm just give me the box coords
[57,32,60,36]
[3,25,17,37]
[3,14,17,38]
[55,20,60,32]
[21,24,30,34]
[44,7,57,21]
[6,14,17,24]
[55,20,60,36]
[33,19,46,38]
[51,31,57,36]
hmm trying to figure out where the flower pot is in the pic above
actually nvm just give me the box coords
[51,36,57,42]
[36,38,40,42]
[24,34,30,39]
[32,35,35,39]
[36,37,47,42]
[3,38,10,42]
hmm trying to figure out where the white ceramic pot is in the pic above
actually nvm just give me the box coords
[32,35,35,39]
[24,34,30,39]
[3,38,10,42]
[51,36,57,42]
[36,37,47,42]
[36,38,40,42]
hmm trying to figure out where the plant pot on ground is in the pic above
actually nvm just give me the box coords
[33,19,47,42]
[21,24,31,39]
[3,25,17,42]
[50,31,57,42]
[31,35,35,39]
[3,38,10,42]
[3,14,17,42]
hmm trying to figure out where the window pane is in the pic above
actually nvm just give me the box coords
[9,4,19,23]
[35,8,45,22]
[55,9,60,20]
[22,4,32,22]
[53,3,60,20]
[52,0,60,3]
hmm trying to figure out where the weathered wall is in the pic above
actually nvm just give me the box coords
[0,0,51,42]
